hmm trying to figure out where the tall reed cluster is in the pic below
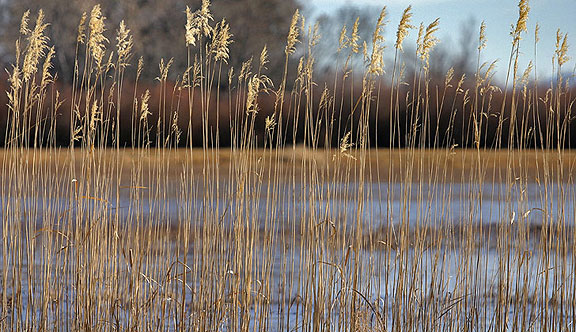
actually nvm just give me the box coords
[1,0,574,330]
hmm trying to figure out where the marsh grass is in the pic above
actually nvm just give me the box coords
[1,1,575,331]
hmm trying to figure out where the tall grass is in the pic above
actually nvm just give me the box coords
[1,1,575,330]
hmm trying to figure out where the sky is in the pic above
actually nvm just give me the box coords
[304,0,575,83]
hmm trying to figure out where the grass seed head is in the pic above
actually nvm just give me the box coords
[338,132,356,160]
[555,30,570,67]
[395,6,414,51]
[140,89,151,121]
[157,58,173,82]
[417,18,440,70]
[369,7,387,75]
[88,5,108,68]
[77,12,87,44]
[89,101,101,131]
[350,18,360,54]
[185,1,213,47]
[520,61,533,86]
[40,46,55,88]
[372,7,387,46]
[23,10,50,82]
[246,75,261,114]
[212,18,233,63]
[286,9,300,55]
[338,24,348,52]
[511,0,530,44]
[259,45,269,70]
[239,58,252,81]
[185,6,198,46]
[479,21,487,51]
[116,20,133,69]
[198,0,214,38]
[20,10,31,36]
[265,114,276,131]
[136,56,144,80]
[445,67,454,87]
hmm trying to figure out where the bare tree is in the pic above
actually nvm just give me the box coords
[0,0,298,83]
[313,5,378,74]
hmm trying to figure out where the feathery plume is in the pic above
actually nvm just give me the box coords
[199,0,213,37]
[445,67,454,88]
[77,12,87,44]
[136,56,144,80]
[265,114,276,131]
[511,0,529,43]
[89,101,101,131]
[286,9,300,55]
[309,22,321,48]
[191,57,202,87]
[319,85,331,110]
[88,5,108,68]
[456,74,466,94]
[23,10,50,81]
[478,21,487,51]
[372,7,387,46]
[185,1,213,47]
[228,67,234,87]
[7,64,22,114]
[185,6,200,46]
[246,75,261,114]
[555,30,570,67]
[417,18,440,69]
[339,132,356,160]
[259,45,269,70]
[171,111,181,142]
[338,25,348,52]
[116,20,133,69]
[333,132,356,160]
[8,62,22,93]
[395,6,414,51]
[40,46,56,88]
[520,61,533,86]
[369,7,387,75]
[239,58,252,82]
[20,10,31,36]
[478,59,498,88]
[212,18,233,63]
[416,23,424,54]
[157,58,174,82]
[140,90,151,121]
[340,131,353,153]
[185,6,198,46]
[350,18,360,54]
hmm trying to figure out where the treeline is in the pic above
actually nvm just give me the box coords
[1,71,574,149]
[0,1,574,149]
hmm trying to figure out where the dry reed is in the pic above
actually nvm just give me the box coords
[1,1,575,331]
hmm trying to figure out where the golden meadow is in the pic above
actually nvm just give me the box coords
[1,0,575,330]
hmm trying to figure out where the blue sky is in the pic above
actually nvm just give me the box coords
[304,0,575,82]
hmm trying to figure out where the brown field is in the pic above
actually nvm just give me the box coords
[2,147,575,182]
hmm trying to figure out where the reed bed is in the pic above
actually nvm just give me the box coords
[1,1,575,331]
